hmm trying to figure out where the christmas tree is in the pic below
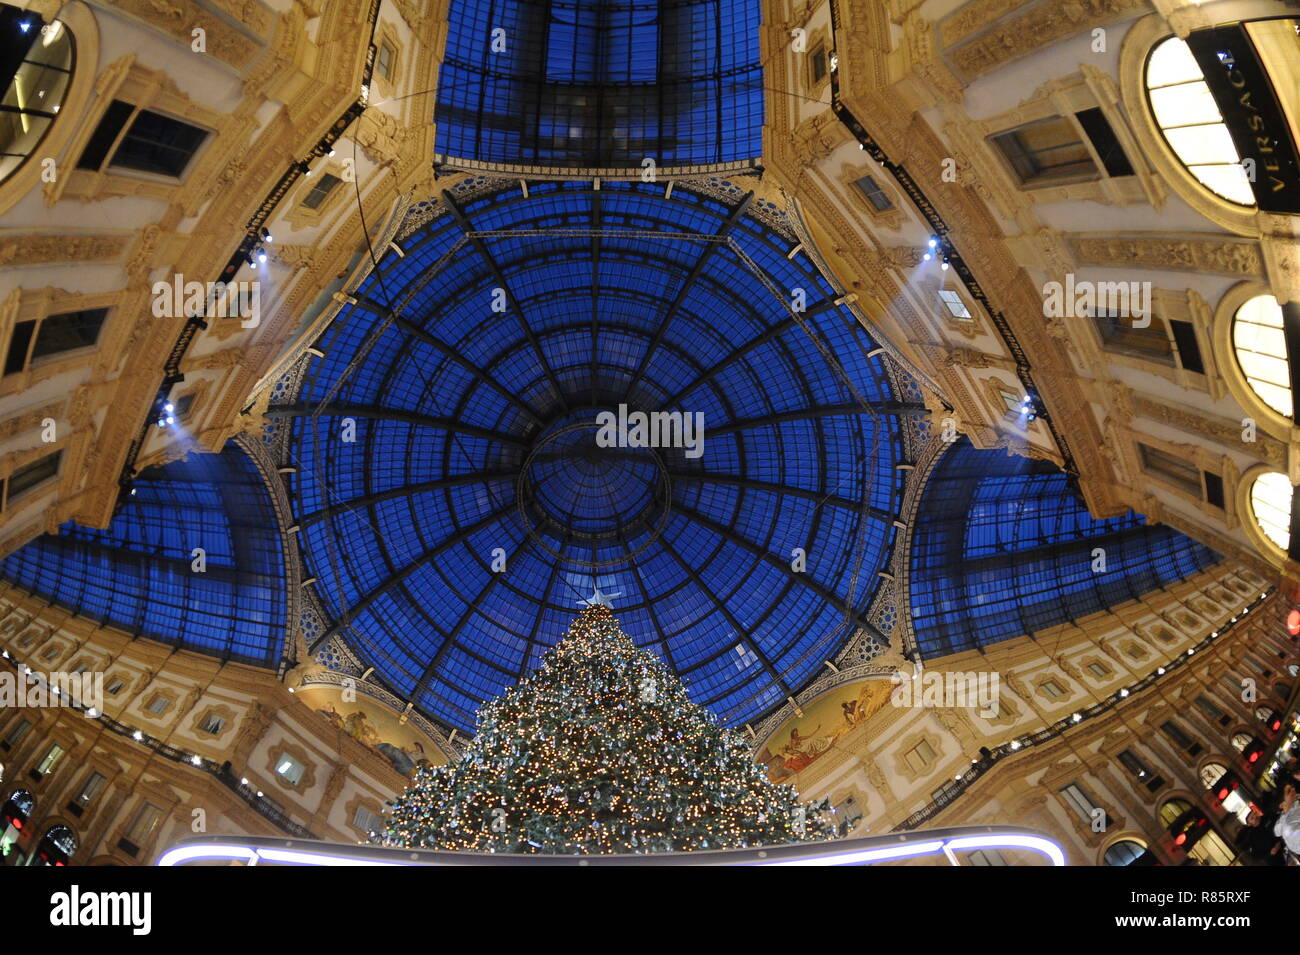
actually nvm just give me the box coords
[375,604,839,854]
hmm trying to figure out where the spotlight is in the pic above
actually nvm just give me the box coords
[928,237,938,249]
[260,227,273,243]
[923,252,932,262]
[18,20,31,33]
[328,148,336,157]
[166,416,175,425]
[940,257,949,271]
[257,250,267,264]
[164,402,174,414]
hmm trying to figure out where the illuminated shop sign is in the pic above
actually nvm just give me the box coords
[1187,22,1300,214]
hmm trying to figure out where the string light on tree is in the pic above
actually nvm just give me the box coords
[375,605,840,854]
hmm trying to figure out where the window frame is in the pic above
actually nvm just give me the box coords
[76,99,210,183]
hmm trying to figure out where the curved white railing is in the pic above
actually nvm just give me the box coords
[157,825,1066,867]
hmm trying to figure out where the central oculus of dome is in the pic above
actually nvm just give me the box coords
[519,408,674,567]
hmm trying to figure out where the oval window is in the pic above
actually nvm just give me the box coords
[1250,471,1292,552]
[1233,294,1290,417]
[1145,36,1254,206]
[0,13,74,185]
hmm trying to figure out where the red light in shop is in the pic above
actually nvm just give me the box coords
[1273,719,1283,731]
[1175,833,1187,845]
[1288,609,1300,635]
[1218,787,1229,800]
[12,819,21,830]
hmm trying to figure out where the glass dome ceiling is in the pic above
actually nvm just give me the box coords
[908,438,1223,658]
[275,179,909,731]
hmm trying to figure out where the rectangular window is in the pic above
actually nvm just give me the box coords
[199,713,225,735]
[853,175,894,213]
[939,288,972,319]
[75,771,106,807]
[106,678,125,695]
[377,40,395,79]
[301,172,342,210]
[991,115,1096,186]
[353,806,382,833]
[3,718,31,748]
[1093,312,1174,364]
[1195,695,1223,720]
[1074,107,1135,177]
[1041,679,1065,700]
[78,99,207,178]
[1161,720,1202,755]
[172,393,195,420]
[1060,782,1101,823]
[111,109,208,177]
[31,308,107,362]
[905,739,936,774]
[999,390,1023,416]
[1117,749,1150,779]
[37,743,64,774]
[145,695,169,715]
[126,802,163,844]
[1139,444,1202,497]
[1168,319,1205,374]
[5,451,61,505]
[1086,661,1110,678]
[809,46,827,85]
[275,753,306,786]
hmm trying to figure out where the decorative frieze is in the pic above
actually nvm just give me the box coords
[1071,236,1265,276]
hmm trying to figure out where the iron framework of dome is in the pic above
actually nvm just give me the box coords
[269,178,912,731]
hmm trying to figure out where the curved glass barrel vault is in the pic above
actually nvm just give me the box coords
[908,438,1222,658]
[435,0,762,171]
[0,441,287,667]
[281,179,908,730]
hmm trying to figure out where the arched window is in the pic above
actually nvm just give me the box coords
[1231,732,1253,752]
[1232,295,1290,418]
[1199,762,1228,789]
[1248,471,1292,552]
[0,9,74,185]
[1159,797,1192,827]
[31,824,76,866]
[1144,36,1254,206]
[1103,839,1148,866]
